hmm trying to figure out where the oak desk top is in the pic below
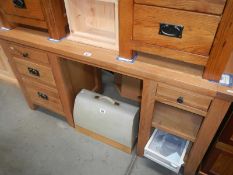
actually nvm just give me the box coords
[0,27,232,99]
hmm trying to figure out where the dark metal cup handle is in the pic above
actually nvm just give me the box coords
[13,0,26,8]
[28,67,40,77]
[177,97,184,104]
[159,23,184,38]
[37,92,48,100]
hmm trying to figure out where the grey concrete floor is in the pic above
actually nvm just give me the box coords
[0,72,177,175]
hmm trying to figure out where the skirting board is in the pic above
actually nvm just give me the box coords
[75,125,132,154]
[0,74,18,85]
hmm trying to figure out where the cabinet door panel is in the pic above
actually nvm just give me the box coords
[219,108,233,146]
[202,147,233,175]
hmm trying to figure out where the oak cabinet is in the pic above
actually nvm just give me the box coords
[64,0,119,50]
[119,0,233,81]
[2,40,101,125]
[1,0,67,40]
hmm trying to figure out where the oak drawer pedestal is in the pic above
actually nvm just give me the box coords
[0,0,67,40]
[119,0,233,81]
[1,39,101,127]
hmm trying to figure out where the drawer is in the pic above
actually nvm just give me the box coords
[3,0,44,20]
[7,43,49,65]
[144,129,190,173]
[22,78,64,115]
[134,0,227,15]
[133,5,220,56]
[155,83,212,116]
[14,58,56,87]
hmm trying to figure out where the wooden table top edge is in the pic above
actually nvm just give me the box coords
[1,27,232,99]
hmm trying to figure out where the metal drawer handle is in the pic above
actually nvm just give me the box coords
[177,96,184,104]
[22,52,29,58]
[159,23,184,38]
[12,0,26,8]
[37,92,48,100]
[10,47,29,58]
[28,67,40,77]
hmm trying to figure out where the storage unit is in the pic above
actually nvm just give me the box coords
[74,89,139,153]
[64,0,119,50]
[1,39,101,126]
[155,83,212,116]
[135,75,221,174]
[152,103,203,142]
[0,0,67,40]
[22,77,64,115]
[145,129,189,173]
[133,5,220,56]
[118,0,233,81]
[0,21,233,175]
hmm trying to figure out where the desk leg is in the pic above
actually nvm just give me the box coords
[49,54,75,127]
[184,98,231,175]
[137,79,157,156]
[1,40,36,110]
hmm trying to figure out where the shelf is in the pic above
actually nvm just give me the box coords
[152,102,203,142]
[65,0,119,50]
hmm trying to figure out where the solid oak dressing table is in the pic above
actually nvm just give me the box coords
[0,28,232,175]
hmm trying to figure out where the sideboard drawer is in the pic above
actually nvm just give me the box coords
[133,4,220,56]
[3,0,44,20]
[155,83,212,116]
[7,43,49,65]
[134,0,226,15]
[22,78,64,116]
[14,58,56,86]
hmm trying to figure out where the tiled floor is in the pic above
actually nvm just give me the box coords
[0,72,177,175]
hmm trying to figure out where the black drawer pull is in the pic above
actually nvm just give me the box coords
[22,52,29,58]
[177,97,184,104]
[13,0,26,8]
[159,23,184,38]
[28,67,40,77]
[37,92,48,100]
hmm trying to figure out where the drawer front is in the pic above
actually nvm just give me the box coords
[22,78,64,115]
[3,0,44,20]
[14,58,56,86]
[134,0,227,15]
[7,43,49,65]
[133,5,220,56]
[156,83,212,116]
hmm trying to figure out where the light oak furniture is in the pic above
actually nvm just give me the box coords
[119,0,233,81]
[0,27,233,175]
[64,0,119,50]
[114,73,142,101]
[0,42,17,84]
[200,104,233,175]
[0,0,67,40]
[1,37,101,126]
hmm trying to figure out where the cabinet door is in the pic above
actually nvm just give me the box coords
[0,44,17,83]
[201,145,233,175]
[219,106,233,146]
